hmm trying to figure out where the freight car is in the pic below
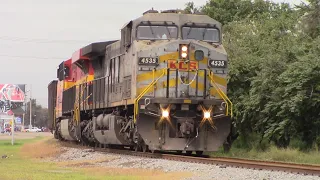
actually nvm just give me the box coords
[48,9,233,155]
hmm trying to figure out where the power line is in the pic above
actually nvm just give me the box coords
[0,36,94,44]
[0,54,65,60]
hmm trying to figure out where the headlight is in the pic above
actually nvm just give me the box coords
[181,52,188,58]
[204,111,211,119]
[162,109,169,118]
[181,46,188,51]
[179,44,189,59]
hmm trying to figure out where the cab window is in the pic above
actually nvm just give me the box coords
[182,27,220,42]
[137,25,178,40]
[64,66,70,78]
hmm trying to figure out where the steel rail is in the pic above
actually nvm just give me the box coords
[60,141,320,177]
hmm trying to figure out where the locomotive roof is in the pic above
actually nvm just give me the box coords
[124,11,221,29]
[80,41,117,57]
[71,40,117,63]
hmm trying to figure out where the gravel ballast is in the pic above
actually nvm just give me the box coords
[52,147,319,180]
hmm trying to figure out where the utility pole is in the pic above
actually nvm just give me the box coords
[23,87,29,131]
[11,113,14,145]
[29,84,32,129]
[22,113,25,129]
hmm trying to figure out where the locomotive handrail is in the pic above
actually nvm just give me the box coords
[134,68,167,123]
[53,107,56,132]
[73,80,90,125]
[208,71,233,117]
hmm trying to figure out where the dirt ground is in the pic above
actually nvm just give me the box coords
[19,138,190,180]
[0,132,53,140]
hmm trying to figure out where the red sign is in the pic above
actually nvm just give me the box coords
[0,84,25,115]
[167,60,198,71]
[0,84,25,102]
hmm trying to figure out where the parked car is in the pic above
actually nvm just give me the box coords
[26,127,42,132]
[41,127,49,132]
[22,127,29,132]
[5,127,11,133]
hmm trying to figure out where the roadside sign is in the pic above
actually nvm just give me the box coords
[15,117,21,124]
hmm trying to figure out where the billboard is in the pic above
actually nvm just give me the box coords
[0,84,26,115]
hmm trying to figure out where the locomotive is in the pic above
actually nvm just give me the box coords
[48,9,233,155]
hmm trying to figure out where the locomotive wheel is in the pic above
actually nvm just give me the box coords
[196,151,203,156]
[134,144,140,152]
[176,150,182,154]
[134,142,148,152]
[186,151,192,155]
[53,130,58,139]
[57,131,63,141]
[142,144,148,153]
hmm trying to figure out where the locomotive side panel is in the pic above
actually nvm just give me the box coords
[103,54,110,107]
[104,43,121,106]
[55,80,63,118]
[47,80,57,131]
[103,40,136,108]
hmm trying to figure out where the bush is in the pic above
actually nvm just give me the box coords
[288,138,308,150]
[230,133,271,151]
[316,136,320,149]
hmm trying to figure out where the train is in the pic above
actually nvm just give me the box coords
[48,9,233,155]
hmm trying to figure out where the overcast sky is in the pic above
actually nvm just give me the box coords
[0,0,306,107]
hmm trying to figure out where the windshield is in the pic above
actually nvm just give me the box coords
[137,25,178,40]
[182,27,220,42]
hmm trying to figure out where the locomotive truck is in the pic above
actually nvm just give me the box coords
[48,9,233,155]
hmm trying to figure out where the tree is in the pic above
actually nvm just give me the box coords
[297,0,320,38]
[24,99,49,128]
[184,2,200,14]
[185,0,320,149]
[185,0,291,25]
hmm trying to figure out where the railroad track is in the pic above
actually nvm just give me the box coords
[60,141,320,177]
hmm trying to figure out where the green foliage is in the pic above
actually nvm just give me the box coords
[186,0,320,149]
[184,2,200,14]
[296,0,320,38]
[25,98,49,128]
[231,133,271,151]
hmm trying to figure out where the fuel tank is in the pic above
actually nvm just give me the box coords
[93,114,131,145]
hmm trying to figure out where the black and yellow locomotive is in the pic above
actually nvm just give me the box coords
[48,9,233,155]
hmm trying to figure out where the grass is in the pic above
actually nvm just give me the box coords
[0,136,188,180]
[211,142,320,165]
[0,136,138,180]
